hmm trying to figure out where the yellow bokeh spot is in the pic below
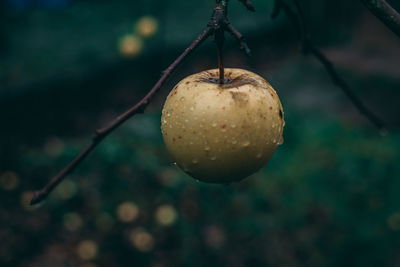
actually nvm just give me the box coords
[0,171,20,191]
[76,240,98,260]
[63,212,83,232]
[388,212,400,231]
[129,228,154,252]
[20,191,37,211]
[135,16,158,38]
[155,204,177,226]
[116,202,139,223]
[118,35,143,58]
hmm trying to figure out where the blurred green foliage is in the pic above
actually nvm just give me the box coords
[1,0,277,95]
[2,108,400,266]
[1,0,400,266]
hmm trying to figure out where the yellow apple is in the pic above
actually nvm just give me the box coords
[161,68,284,183]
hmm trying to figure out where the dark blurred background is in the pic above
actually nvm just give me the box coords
[1,0,400,266]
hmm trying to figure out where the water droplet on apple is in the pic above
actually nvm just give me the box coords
[204,141,210,151]
[277,135,284,145]
[241,134,251,147]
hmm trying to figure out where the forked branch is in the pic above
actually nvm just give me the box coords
[272,0,386,131]
[31,0,253,205]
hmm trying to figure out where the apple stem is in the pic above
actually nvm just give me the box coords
[213,0,251,85]
[217,47,224,84]
[216,31,225,84]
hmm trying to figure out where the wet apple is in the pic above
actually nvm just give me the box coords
[161,68,284,183]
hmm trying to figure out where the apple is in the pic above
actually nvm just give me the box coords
[161,68,285,183]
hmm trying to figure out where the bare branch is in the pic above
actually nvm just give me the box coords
[271,0,282,18]
[31,0,254,205]
[225,22,251,56]
[238,0,255,11]
[272,0,386,130]
[30,27,213,205]
[361,0,400,39]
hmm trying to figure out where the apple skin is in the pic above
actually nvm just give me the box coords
[161,68,285,183]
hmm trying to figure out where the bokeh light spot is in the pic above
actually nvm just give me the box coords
[155,204,177,226]
[0,171,20,191]
[116,201,139,223]
[118,35,143,58]
[76,240,98,260]
[135,16,158,38]
[20,191,37,211]
[129,228,155,252]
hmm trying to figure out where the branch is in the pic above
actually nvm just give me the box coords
[272,0,386,131]
[30,27,213,205]
[31,0,254,205]
[361,0,400,38]
[225,22,252,55]
[238,0,255,11]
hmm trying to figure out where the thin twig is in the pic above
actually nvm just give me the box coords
[213,0,252,57]
[272,0,386,130]
[30,27,213,205]
[238,0,255,12]
[361,0,400,39]
[225,22,251,56]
